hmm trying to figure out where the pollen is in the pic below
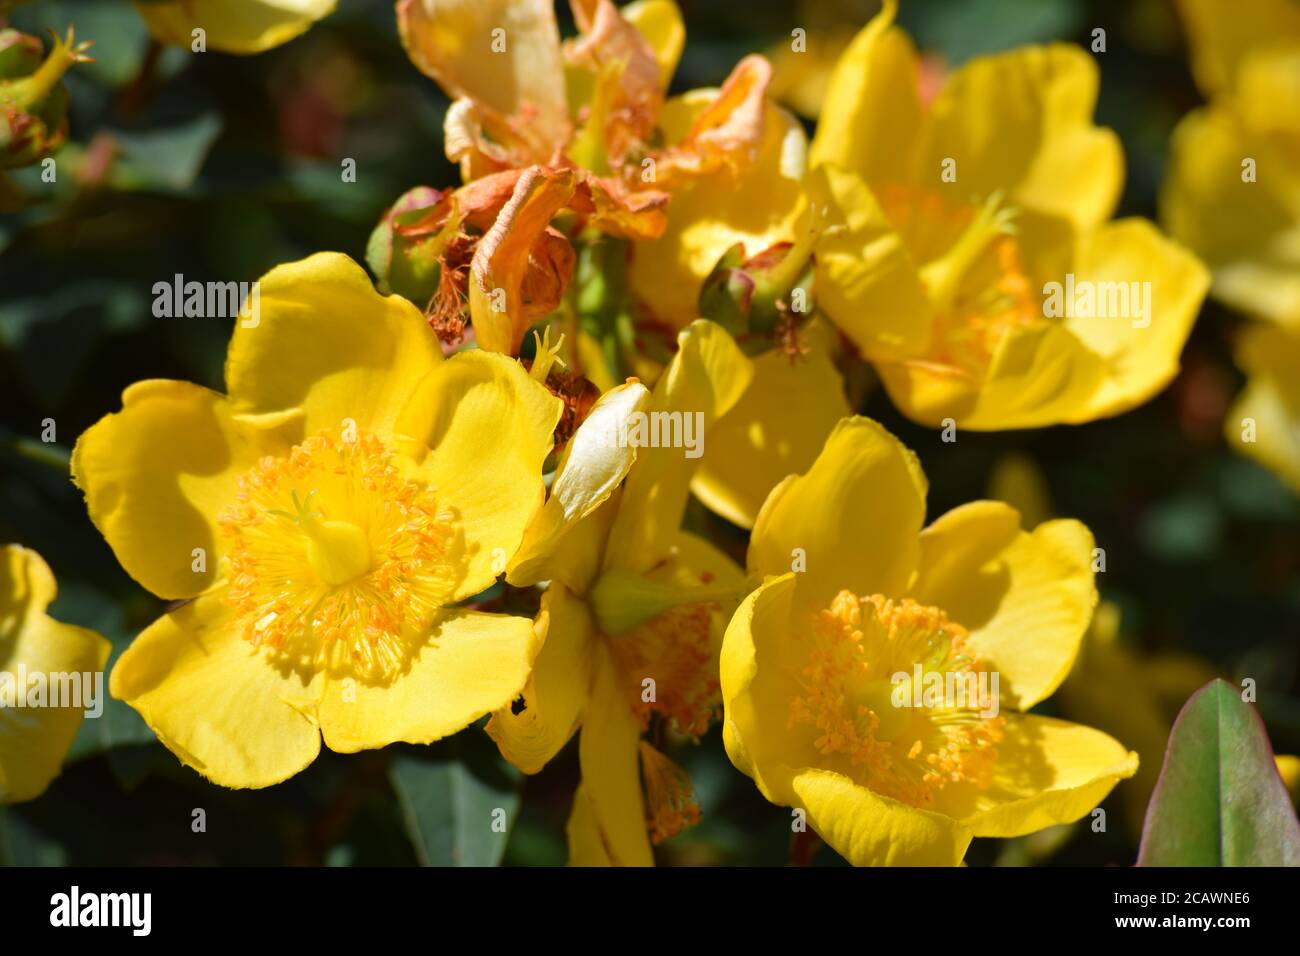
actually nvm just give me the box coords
[788,591,1004,809]
[217,428,459,682]
[639,742,702,844]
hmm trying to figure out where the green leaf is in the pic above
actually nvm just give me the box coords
[1137,679,1300,866]
[107,113,223,193]
[389,736,522,866]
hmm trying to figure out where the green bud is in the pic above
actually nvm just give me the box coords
[366,185,453,305]
[0,26,92,170]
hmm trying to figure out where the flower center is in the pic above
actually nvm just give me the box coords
[789,590,1003,808]
[607,597,721,739]
[879,185,1038,376]
[218,429,459,681]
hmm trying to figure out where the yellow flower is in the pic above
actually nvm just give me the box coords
[1,545,110,803]
[720,416,1138,865]
[71,253,562,789]
[389,1,820,530]
[1162,0,1300,328]
[804,0,1207,429]
[136,0,338,55]
[1224,322,1300,492]
[486,320,753,865]
[1161,0,1300,493]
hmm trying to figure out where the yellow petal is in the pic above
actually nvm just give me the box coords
[396,0,568,151]
[880,321,1107,430]
[398,350,563,602]
[620,0,684,89]
[662,529,746,591]
[1277,755,1300,803]
[691,340,850,529]
[317,609,533,753]
[469,166,578,355]
[1226,322,1300,492]
[807,0,924,191]
[926,43,1122,231]
[946,714,1138,837]
[1175,0,1300,95]
[1161,104,1300,327]
[566,783,614,865]
[1058,602,1178,837]
[486,584,596,774]
[628,98,806,328]
[577,645,654,866]
[72,380,288,600]
[911,502,1098,711]
[516,489,620,597]
[765,30,854,120]
[793,769,973,866]
[1062,219,1210,422]
[136,0,336,55]
[808,163,933,361]
[748,417,927,605]
[1235,48,1300,139]
[225,252,443,442]
[110,591,323,789]
[603,320,753,573]
[509,381,651,589]
[0,547,110,803]
[720,573,812,800]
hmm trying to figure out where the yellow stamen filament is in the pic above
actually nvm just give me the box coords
[933,236,1038,372]
[789,591,1004,809]
[607,583,721,738]
[639,742,701,844]
[218,429,459,681]
[880,185,1038,376]
[919,190,1019,316]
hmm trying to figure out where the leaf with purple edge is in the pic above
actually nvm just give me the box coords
[1138,678,1300,866]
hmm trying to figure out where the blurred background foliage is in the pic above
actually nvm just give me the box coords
[1,0,1297,867]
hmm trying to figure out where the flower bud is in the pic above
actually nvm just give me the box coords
[366,185,451,305]
[0,26,92,170]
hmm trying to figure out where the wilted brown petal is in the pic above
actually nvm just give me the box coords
[653,54,773,185]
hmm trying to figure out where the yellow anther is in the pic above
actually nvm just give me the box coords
[639,742,701,844]
[218,429,457,680]
[789,591,1004,808]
